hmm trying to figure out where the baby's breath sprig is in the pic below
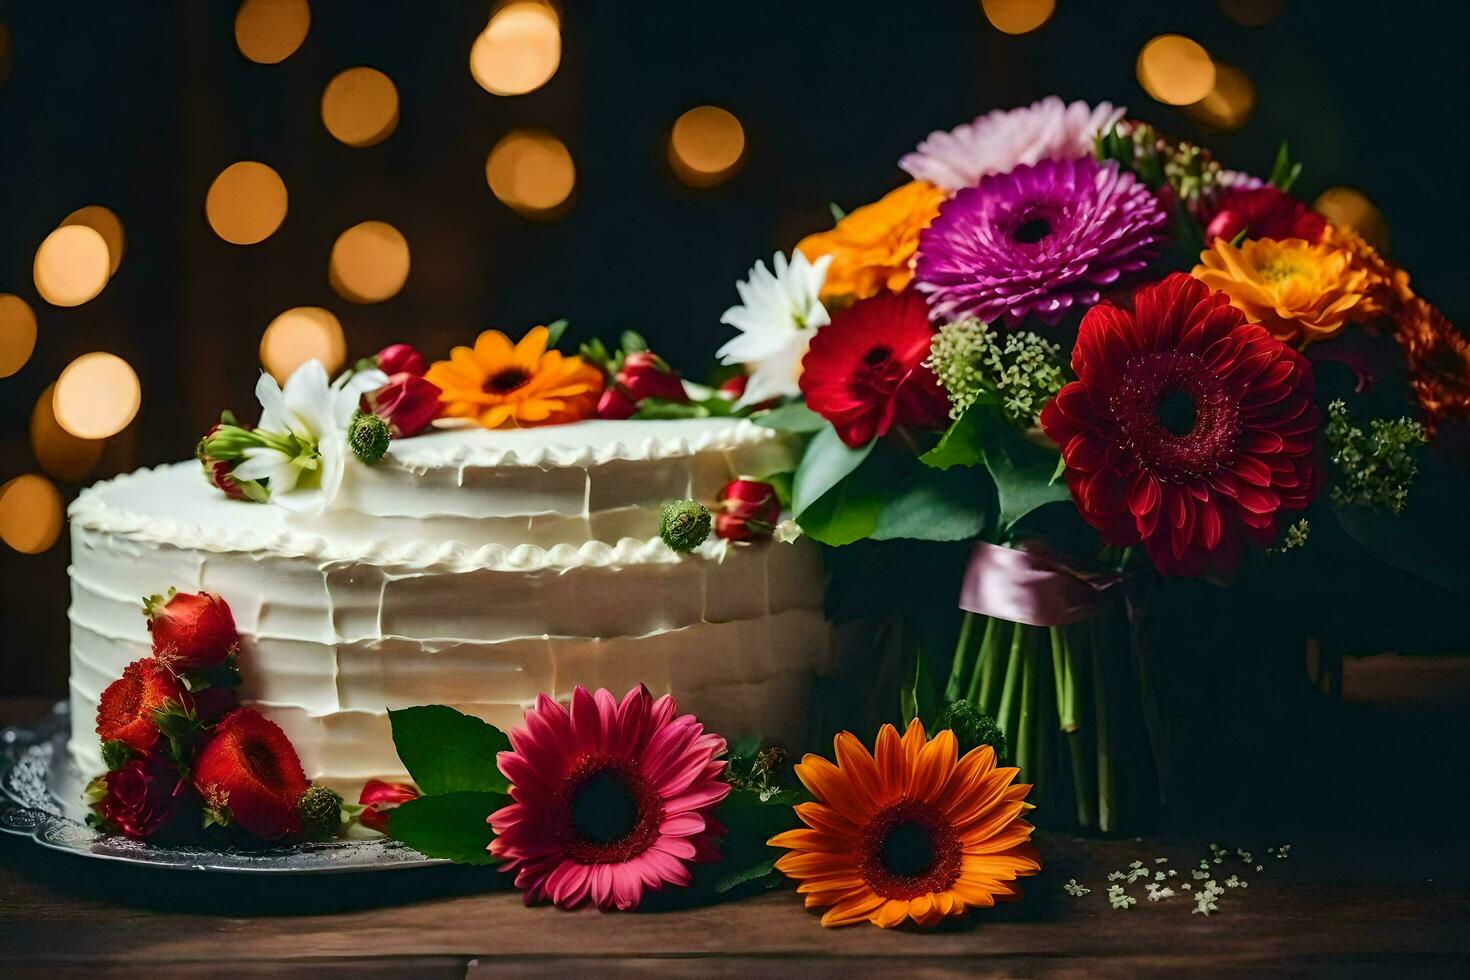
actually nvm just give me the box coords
[1324,400,1427,514]
[925,318,1065,427]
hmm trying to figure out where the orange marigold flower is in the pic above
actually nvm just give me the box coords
[797,181,945,303]
[1395,297,1470,434]
[1322,224,1415,322]
[424,326,603,429]
[768,719,1039,929]
[1192,237,1368,346]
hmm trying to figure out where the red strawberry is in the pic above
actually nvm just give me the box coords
[96,659,187,752]
[192,707,309,840]
[144,589,240,672]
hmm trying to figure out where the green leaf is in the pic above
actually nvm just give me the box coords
[388,705,511,796]
[544,318,569,349]
[985,423,1072,534]
[828,201,846,224]
[797,474,884,545]
[632,398,712,419]
[753,401,826,434]
[387,791,504,864]
[872,465,991,542]
[899,620,945,728]
[718,787,805,838]
[1267,140,1302,193]
[620,330,649,354]
[920,399,993,471]
[791,425,873,516]
[711,853,778,894]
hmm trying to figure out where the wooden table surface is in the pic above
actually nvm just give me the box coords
[2,697,1466,978]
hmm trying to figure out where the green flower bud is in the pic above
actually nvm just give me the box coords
[349,411,392,465]
[932,700,1007,761]
[659,499,711,553]
[297,785,345,840]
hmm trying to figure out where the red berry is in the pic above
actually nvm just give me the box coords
[96,659,187,752]
[145,590,239,673]
[192,707,309,840]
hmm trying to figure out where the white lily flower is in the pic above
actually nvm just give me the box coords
[717,250,832,407]
[232,360,388,515]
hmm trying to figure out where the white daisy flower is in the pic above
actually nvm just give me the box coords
[718,250,832,407]
[232,360,387,515]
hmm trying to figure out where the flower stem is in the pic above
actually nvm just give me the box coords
[1090,616,1115,834]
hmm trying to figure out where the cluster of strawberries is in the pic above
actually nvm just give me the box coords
[89,589,343,842]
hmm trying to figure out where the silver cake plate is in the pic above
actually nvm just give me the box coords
[0,701,448,873]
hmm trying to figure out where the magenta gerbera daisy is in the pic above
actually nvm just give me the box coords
[488,685,729,911]
[914,158,1168,328]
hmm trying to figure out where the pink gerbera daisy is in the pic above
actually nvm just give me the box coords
[488,685,730,910]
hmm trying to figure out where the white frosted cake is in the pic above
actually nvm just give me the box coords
[66,418,834,792]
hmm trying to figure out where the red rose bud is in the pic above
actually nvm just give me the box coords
[375,343,428,377]
[718,374,748,400]
[1204,186,1327,245]
[191,685,239,725]
[96,659,188,752]
[597,351,688,419]
[93,754,193,840]
[715,478,781,542]
[196,419,268,503]
[358,779,419,833]
[193,707,310,840]
[144,589,240,673]
[364,371,442,438]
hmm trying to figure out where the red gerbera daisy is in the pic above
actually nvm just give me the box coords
[800,290,949,447]
[1040,273,1320,576]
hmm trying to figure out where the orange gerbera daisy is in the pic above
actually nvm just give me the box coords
[1395,297,1470,434]
[424,326,603,429]
[797,181,945,303]
[769,720,1039,929]
[1322,224,1415,322]
[1192,237,1368,346]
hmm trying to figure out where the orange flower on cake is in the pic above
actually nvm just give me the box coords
[768,720,1039,929]
[1192,236,1369,346]
[797,180,945,303]
[425,325,603,429]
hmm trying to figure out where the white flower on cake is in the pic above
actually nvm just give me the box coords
[231,359,387,515]
[718,249,832,407]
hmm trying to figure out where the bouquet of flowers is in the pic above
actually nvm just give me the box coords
[713,97,1470,831]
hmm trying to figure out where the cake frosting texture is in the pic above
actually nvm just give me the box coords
[67,418,834,791]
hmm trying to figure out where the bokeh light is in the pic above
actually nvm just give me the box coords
[60,205,126,276]
[329,221,411,303]
[1315,187,1390,252]
[31,384,103,483]
[260,306,347,381]
[54,352,141,439]
[1188,62,1256,130]
[1217,0,1284,27]
[206,161,288,245]
[0,294,37,378]
[486,130,576,217]
[470,2,561,96]
[669,106,745,188]
[321,67,399,148]
[981,0,1055,35]
[0,474,64,555]
[235,0,311,65]
[1136,34,1216,106]
[33,225,111,307]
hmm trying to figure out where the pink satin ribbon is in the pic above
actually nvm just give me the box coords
[958,541,1123,627]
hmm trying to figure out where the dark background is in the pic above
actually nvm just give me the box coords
[2,0,1468,698]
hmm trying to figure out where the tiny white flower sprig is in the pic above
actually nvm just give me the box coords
[1065,842,1290,915]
